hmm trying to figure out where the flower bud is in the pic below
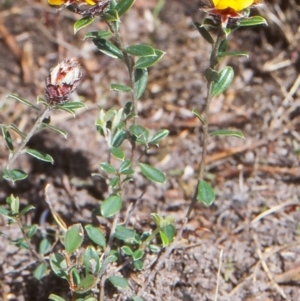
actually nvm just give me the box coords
[45,58,82,106]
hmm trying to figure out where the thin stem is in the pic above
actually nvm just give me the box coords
[6,107,50,170]
[186,29,225,218]
[16,217,46,264]
[106,22,138,119]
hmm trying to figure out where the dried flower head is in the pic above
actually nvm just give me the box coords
[48,0,110,17]
[45,58,82,106]
[200,0,263,27]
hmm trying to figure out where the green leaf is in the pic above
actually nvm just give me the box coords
[204,68,220,82]
[19,205,35,216]
[114,225,138,244]
[135,49,165,69]
[196,181,215,206]
[110,83,132,93]
[149,129,169,145]
[26,224,38,238]
[3,169,27,182]
[33,263,47,280]
[111,128,126,147]
[129,125,149,144]
[218,51,249,58]
[49,253,68,279]
[83,246,100,274]
[26,148,54,164]
[41,123,67,139]
[210,129,244,138]
[121,245,133,256]
[103,9,119,21]
[75,275,97,293]
[193,22,214,44]
[100,162,116,174]
[64,223,84,254]
[9,195,19,214]
[6,94,39,110]
[115,0,136,16]
[211,66,234,96]
[132,249,143,261]
[161,224,175,245]
[93,38,123,59]
[192,108,205,124]
[49,294,67,301]
[133,259,143,271]
[108,275,129,289]
[58,101,86,110]
[110,146,125,160]
[149,245,160,253]
[85,225,106,247]
[139,163,166,183]
[84,30,112,40]
[101,195,122,217]
[74,16,95,34]
[109,176,120,188]
[119,159,133,174]
[218,39,228,53]
[239,16,268,27]
[126,44,155,57]
[134,68,148,99]
[7,123,26,139]
[1,126,14,151]
[159,231,169,247]
[39,238,52,255]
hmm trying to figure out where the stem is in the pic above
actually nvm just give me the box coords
[107,22,138,120]
[186,29,225,218]
[6,107,50,170]
[16,217,46,263]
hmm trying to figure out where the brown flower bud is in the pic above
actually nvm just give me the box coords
[45,58,82,106]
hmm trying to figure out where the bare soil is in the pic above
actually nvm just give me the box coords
[1,0,300,300]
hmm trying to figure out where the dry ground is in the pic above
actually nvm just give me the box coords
[1,0,300,300]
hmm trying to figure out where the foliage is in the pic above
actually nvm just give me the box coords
[0,0,266,300]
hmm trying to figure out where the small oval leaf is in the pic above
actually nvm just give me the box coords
[115,0,136,16]
[26,148,54,163]
[85,224,106,247]
[134,68,148,99]
[210,129,244,138]
[135,49,165,69]
[74,17,95,34]
[126,44,155,57]
[64,223,84,254]
[101,195,122,217]
[108,275,129,289]
[139,163,166,183]
[211,66,234,96]
[197,181,215,206]
[3,169,27,182]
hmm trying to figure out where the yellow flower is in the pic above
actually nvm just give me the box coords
[212,0,254,12]
[200,0,263,27]
[48,0,97,6]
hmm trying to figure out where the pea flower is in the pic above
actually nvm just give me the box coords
[45,58,82,106]
[200,0,263,27]
[48,0,110,17]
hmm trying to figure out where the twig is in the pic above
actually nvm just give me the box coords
[252,233,287,299]
[6,107,49,170]
[186,29,225,218]
[214,248,223,301]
